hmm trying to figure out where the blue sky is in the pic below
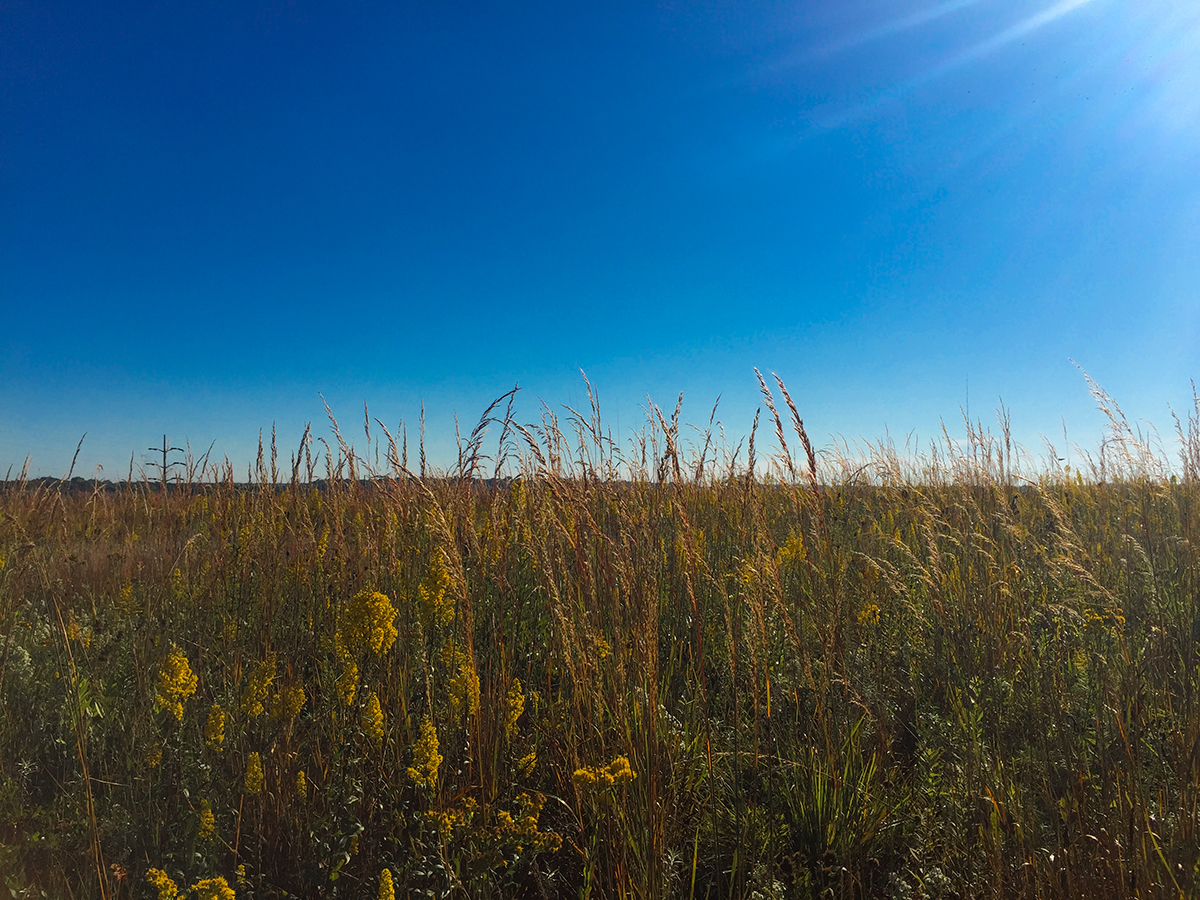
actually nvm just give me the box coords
[2,0,1198,477]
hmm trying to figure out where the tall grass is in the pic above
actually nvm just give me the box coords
[2,377,1200,899]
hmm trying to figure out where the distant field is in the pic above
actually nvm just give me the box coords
[3,382,1200,899]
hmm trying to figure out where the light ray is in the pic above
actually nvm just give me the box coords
[815,0,1099,129]
[818,0,982,57]
[911,0,1096,87]
[778,0,986,67]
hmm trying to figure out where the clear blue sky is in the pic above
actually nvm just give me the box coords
[3,0,1198,477]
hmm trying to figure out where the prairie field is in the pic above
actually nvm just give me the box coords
[4,380,1200,899]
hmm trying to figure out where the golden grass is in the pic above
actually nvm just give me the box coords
[1,377,1200,899]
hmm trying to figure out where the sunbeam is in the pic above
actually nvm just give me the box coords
[809,0,1099,130]
[910,0,1096,88]
[771,0,986,68]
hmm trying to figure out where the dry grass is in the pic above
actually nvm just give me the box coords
[2,377,1200,899]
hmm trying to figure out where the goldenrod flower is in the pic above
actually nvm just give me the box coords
[443,644,480,719]
[295,769,308,800]
[190,876,235,900]
[607,755,636,783]
[337,590,398,657]
[119,582,138,616]
[336,661,359,707]
[363,690,385,742]
[66,614,91,647]
[204,704,225,751]
[573,755,637,790]
[418,551,454,630]
[245,752,264,795]
[425,806,470,840]
[272,684,306,723]
[198,799,215,840]
[407,714,442,789]
[146,744,163,769]
[155,644,197,721]
[504,678,525,742]
[145,868,179,900]
[857,604,880,627]
[241,654,276,718]
[496,793,562,853]
[378,868,395,900]
[776,531,807,570]
[517,750,537,778]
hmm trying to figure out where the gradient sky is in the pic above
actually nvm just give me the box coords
[2,0,1198,478]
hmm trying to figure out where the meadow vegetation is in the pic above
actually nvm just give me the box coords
[3,374,1200,899]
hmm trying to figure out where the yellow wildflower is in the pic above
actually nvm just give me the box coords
[418,551,454,629]
[198,799,215,840]
[738,558,758,587]
[504,678,525,742]
[443,644,480,719]
[155,644,198,721]
[777,531,807,571]
[146,744,163,769]
[245,752,264,795]
[378,868,395,900]
[119,582,138,616]
[337,590,398,657]
[295,769,308,800]
[145,868,179,900]
[363,690,385,742]
[496,793,562,853]
[857,604,880,627]
[241,654,276,718]
[204,704,225,751]
[336,661,359,707]
[272,683,306,723]
[425,803,473,840]
[407,714,442,789]
[606,755,636,783]
[517,750,537,778]
[66,614,92,647]
[573,755,637,790]
[190,876,235,900]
